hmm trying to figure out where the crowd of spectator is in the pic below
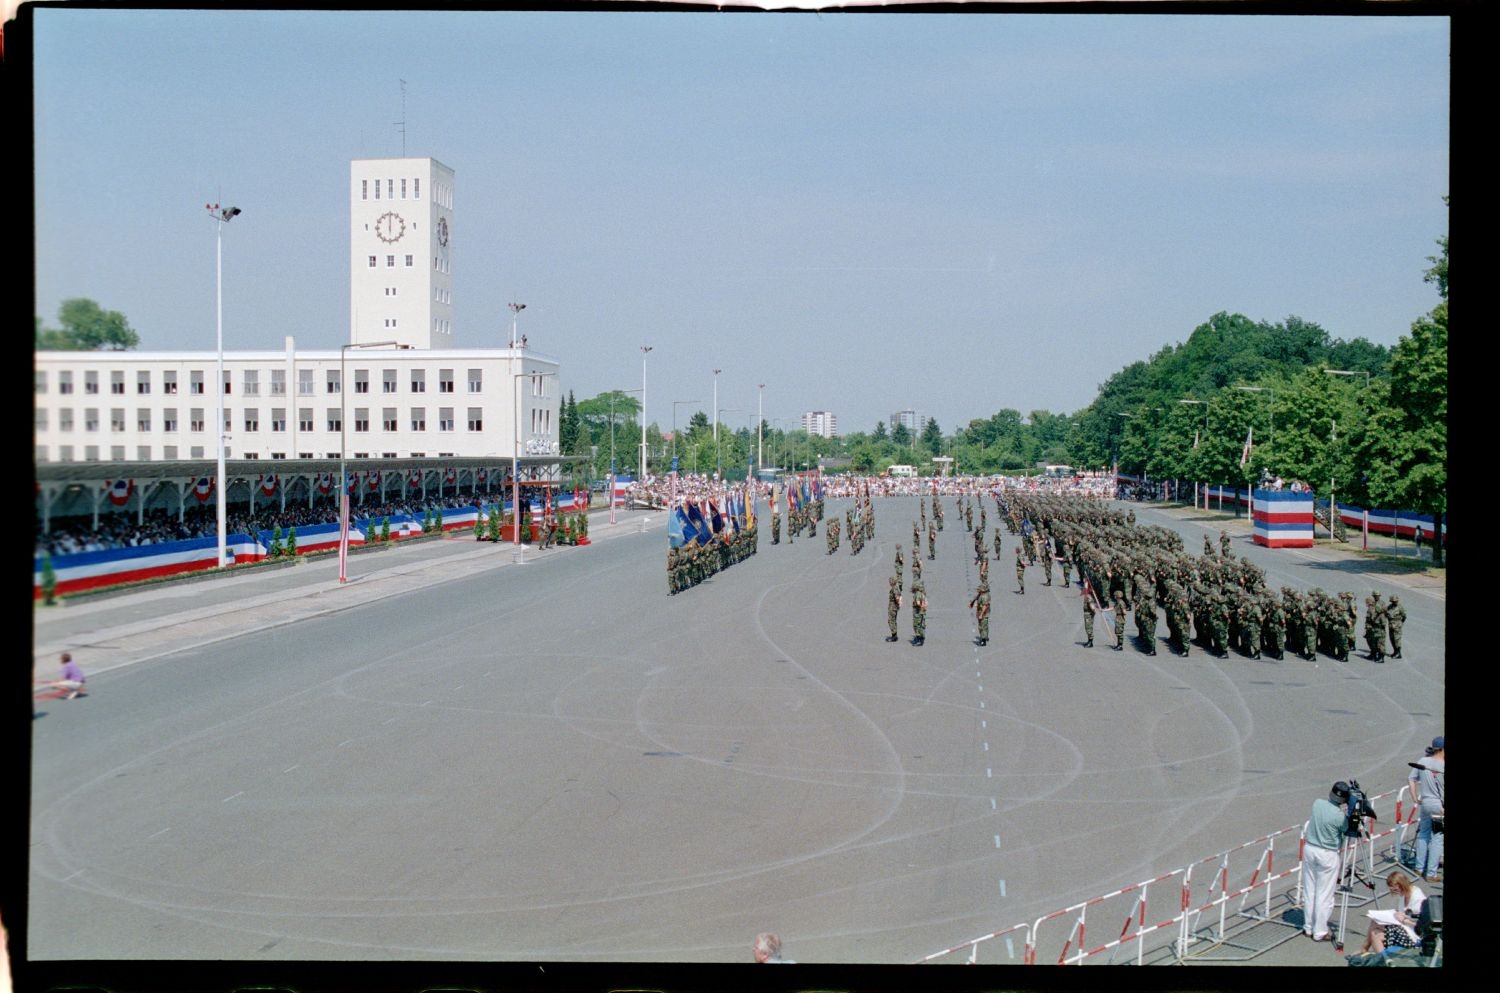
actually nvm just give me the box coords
[34,485,579,558]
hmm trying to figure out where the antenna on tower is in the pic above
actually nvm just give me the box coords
[395,79,407,157]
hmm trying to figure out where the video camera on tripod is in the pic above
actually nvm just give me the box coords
[1334,779,1378,838]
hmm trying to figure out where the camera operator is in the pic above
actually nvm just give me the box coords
[1408,736,1445,882]
[1301,781,1349,943]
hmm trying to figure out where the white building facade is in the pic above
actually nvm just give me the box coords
[801,410,838,438]
[34,342,559,464]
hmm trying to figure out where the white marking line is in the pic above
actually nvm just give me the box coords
[62,869,83,882]
[994,834,1001,849]
[1005,935,1014,958]
[1001,880,1008,899]
[983,741,989,751]
[223,791,244,803]
[980,701,985,709]
[453,685,464,693]
[482,671,492,677]
[421,700,432,707]
[337,739,353,748]
[147,828,170,840]
[981,720,986,728]
[977,685,982,692]
[986,768,992,778]
[382,717,397,725]
[990,797,997,810]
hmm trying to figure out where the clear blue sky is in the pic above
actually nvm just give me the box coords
[32,10,1449,438]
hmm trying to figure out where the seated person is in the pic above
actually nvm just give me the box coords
[1357,871,1425,955]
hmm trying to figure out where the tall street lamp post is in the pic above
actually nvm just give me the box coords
[339,340,399,583]
[711,369,721,476]
[717,407,742,474]
[640,346,653,481]
[206,202,240,568]
[756,383,765,472]
[1178,399,1209,509]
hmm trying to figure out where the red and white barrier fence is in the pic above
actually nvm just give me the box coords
[918,778,1421,965]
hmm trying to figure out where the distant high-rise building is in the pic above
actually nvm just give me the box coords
[890,409,922,434]
[802,410,838,438]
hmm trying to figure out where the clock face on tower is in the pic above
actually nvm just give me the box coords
[375,211,406,243]
[437,216,449,247]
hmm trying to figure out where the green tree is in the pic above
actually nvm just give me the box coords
[920,417,943,456]
[890,421,911,448]
[35,298,140,350]
[1354,304,1446,563]
[871,420,887,442]
[286,527,298,557]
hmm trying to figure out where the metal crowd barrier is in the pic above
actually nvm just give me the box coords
[917,778,1421,964]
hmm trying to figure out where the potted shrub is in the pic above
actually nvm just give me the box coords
[40,552,57,605]
[474,508,486,540]
[286,526,299,557]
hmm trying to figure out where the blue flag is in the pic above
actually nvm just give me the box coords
[669,506,690,548]
[686,501,711,545]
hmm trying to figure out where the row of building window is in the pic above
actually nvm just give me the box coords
[360,177,421,201]
[37,370,487,395]
[369,255,415,268]
[38,446,469,462]
[38,407,489,434]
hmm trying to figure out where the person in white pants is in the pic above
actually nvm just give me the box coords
[1302,782,1350,943]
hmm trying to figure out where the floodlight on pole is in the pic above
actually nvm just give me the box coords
[205,201,240,569]
[508,302,526,347]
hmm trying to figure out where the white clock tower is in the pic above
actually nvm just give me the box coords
[350,157,455,349]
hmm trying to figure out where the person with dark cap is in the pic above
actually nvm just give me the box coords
[1408,736,1444,882]
[1301,781,1350,944]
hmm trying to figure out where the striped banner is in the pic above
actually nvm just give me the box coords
[1252,489,1314,547]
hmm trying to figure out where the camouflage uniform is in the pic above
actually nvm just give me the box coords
[1015,544,1026,595]
[927,521,937,560]
[971,581,991,645]
[886,576,902,642]
[827,518,840,554]
[1112,590,1127,650]
[911,580,927,645]
[1386,595,1406,658]
[1081,587,1097,647]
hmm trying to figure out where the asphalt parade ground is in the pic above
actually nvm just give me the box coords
[29,497,1445,969]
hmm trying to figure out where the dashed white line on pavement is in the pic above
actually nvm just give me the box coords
[282,765,299,773]
[222,791,243,803]
[147,827,169,839]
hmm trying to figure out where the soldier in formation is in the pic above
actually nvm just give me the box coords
[1014,543,1026,595]
[1081,583,1097,647]
[927,520,937,561]
[1112,590,1127,650]
[994,526,1004,561]
[970,579,991,646]
[1386,595,1406,658]
[826,516,840,554]
[973,524,985,564]
[1135,586,1158,655]
[894,544,905,591]
[886,576,902,642]
[771,508,781,545]
[1040,535,1054,587]
[910,578,928,646]
[1363,592,1387,661]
